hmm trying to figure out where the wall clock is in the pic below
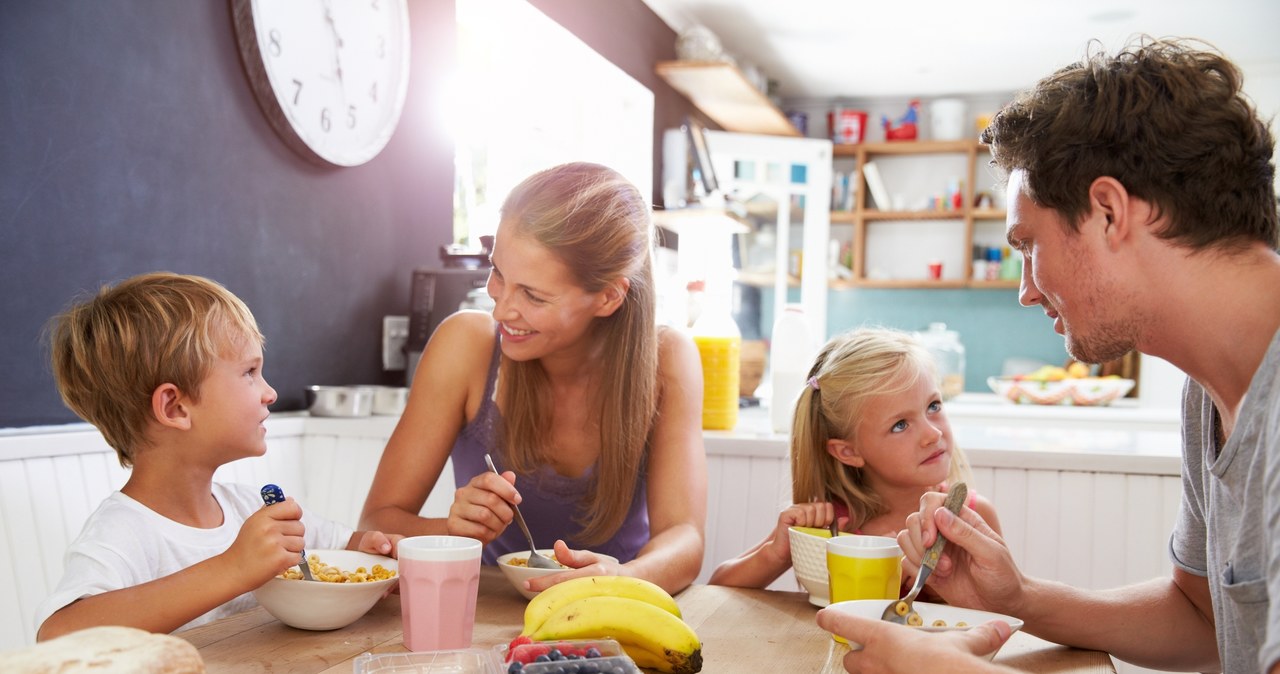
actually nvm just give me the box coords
[231,0,411,167]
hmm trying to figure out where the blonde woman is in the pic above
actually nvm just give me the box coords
[360,163,707,595]
[709,327,999,589]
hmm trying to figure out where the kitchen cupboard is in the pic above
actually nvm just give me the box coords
[655,60,800,137]
[837,139,1017,288]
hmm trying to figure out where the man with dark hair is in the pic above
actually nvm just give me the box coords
[819,37,1280,674]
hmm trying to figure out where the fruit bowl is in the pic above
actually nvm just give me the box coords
[788,526,854,607]
[822,599,1024,661]
[496,549,619,600]
[987,376,1135,406]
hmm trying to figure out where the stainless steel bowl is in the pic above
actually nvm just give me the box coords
[305,386,374,417]
[369,386,410,416]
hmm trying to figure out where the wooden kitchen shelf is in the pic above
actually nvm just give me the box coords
[656,61,801,137]
[833,139,1016,289]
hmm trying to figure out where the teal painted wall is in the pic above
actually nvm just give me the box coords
[755,287,1070,393]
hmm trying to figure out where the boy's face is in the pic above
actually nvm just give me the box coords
[186,334,277,463]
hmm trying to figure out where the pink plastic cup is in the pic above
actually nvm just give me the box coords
[397,535,482,652]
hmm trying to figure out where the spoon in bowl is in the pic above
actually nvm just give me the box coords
[483,454,562,570]
[881,482,968,625]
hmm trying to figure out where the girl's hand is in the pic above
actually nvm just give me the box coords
[524,539,629,593]
[768,502,843,565]
[446,469,519,543]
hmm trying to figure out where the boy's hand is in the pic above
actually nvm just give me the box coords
[351,530,401,558]
[229,497,308,587]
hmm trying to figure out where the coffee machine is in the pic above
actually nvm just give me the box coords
[406,238,493,385]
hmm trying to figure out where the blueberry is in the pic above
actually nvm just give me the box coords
[585,647,601,659]
[549,648,563,661]
[535,654,550,663]
[577,664,600,674]
[507,663,524,674]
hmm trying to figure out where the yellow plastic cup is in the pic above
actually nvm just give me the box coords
[826,535,902,643]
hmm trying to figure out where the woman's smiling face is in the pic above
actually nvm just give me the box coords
[485,227,609,361]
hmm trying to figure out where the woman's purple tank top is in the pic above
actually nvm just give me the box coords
[449,335,650,565]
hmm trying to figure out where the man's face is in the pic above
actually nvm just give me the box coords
[1004,170,1139,363]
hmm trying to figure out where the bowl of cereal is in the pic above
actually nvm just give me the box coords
[496,549,619,600]
[252,549,398,630]
[788,526,855,607]
[822,599,1024,661]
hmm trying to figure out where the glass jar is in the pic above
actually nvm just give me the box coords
[914,322,965,400]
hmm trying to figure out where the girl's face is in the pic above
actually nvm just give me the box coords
[840,369,953,491]
[486,226,616,362]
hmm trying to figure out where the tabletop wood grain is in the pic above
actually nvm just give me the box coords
[178,567,1115,674]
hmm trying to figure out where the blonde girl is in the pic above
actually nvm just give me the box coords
[361,162,707,595]
[709,327,1000,588]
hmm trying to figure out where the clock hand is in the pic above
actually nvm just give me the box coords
[322,0,345,87]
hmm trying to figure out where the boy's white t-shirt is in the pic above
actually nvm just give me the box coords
[34,482,354,633]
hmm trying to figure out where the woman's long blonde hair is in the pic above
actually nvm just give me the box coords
[790,327,972,529]
[495,162,658,546]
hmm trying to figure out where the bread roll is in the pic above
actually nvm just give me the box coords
[0,626,205,673]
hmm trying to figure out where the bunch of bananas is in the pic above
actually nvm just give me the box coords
[521,576,703,674]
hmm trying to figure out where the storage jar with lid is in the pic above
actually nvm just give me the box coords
[913,323,965,400]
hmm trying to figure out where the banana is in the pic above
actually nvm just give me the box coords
[522,575,682,635]
[528,596,702,674]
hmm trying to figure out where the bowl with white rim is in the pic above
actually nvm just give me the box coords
[822,599,1024,661]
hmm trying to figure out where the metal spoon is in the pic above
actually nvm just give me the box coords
[483,454,561,570]
[260,484,316,581]
[881,482,968,625]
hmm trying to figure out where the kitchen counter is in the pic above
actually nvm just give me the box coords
[710,399,1182,476]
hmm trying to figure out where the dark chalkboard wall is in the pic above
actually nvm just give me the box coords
[0,1,688,428]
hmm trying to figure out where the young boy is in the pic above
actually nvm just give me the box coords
[35,272,399,640]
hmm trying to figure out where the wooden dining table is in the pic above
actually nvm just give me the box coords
[178,567,1115,673]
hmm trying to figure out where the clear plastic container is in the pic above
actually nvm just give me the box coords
[494,639,638,674]
[914,322,965,400]
[352,648,501,674]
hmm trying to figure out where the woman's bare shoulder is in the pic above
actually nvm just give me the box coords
[420,311,497,369]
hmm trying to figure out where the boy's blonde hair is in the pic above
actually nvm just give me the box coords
[790,327,973,529]
[47,272,264,467]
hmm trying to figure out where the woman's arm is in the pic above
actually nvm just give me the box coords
[622,327,708,594]
[359,312,496,537]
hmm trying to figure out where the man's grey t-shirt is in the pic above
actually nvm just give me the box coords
[1171,326,1280,673]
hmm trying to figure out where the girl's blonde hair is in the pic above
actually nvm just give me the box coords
[47,272,263,467]
[495,162,658,546]
[790,327,972,528]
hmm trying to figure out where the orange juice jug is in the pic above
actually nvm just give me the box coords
[691,307,740,430]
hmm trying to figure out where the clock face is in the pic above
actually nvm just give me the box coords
[233,0,411,167]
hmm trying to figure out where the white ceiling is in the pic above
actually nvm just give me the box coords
[639,0,1280,100]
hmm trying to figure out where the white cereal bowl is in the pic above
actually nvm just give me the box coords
[495,549,619,600]
[252,549,398,631]
[823,599,1024,661]
[788,526,854,607]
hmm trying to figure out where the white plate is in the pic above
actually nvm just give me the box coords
[822,599,1024,661]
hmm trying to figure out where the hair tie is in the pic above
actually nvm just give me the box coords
[807,376,820,391]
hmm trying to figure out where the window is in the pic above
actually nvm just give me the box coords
[452,0,654,245]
